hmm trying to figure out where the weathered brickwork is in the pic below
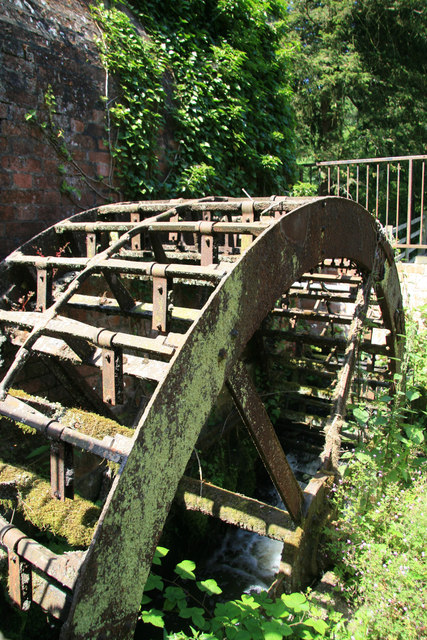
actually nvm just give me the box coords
[0,0,117,259]
[397,260,427,327]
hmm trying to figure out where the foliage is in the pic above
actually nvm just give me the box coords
[325,471,427,640]
[140,547,341,639]
[91,3,166,197]
[322,306,427,639]
[288,0,427,160]
[406,303,427,390]
[91,0,296,198]
[290,181,318,197]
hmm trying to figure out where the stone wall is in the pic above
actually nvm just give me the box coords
[397,259,427,327]
[0,0,116,260]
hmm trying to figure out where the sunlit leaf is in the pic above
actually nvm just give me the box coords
[197,578,223,595]
[175,559,196,580]
[140,608,164,628]
[281,592,307,612]
[305,617,328,635]
[263,620,293,638]
[352,407,369,425]
[152,546,169,565]
[406,389,421,402]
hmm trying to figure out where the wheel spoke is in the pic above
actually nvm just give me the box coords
[227,361,304,523]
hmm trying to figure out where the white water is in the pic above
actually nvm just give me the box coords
[202,451,321,598]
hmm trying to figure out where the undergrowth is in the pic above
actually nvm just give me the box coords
[323,305,427,639]
[139,547,335,639]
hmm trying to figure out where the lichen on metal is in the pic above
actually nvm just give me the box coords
[0,196,404,639]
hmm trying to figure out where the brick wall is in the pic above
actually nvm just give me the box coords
[0,0,118,260]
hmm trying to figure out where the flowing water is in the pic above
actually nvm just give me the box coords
[201,451,322,599]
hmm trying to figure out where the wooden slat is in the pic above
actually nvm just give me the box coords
[66,294,200,323]
[176,476,295,541]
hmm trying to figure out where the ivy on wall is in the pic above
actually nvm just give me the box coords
[91,0,295,198]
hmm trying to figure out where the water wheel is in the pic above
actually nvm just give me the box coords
[0,196,404,639]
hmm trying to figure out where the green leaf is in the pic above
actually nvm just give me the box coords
[140,608,164,628]
[404,425,424,444]
[26,445,50,459]
[384,468,400,483]
[240,594,260,609]
[225,627,238,640]
[263,620,293,639]
[281,592,307,612]
[355,452,373,464]
[304,618,328,635]
[179,607,207,629]
[263,600,289,618]
[140,595,152,605]
[214,601,242,621]
[152,546,169,565]
[143,573,164,592]
[197,578,223,595]
[406,389,421,402]
[352,407,369,425]
[175,559,196,580]
[165,586,186,602]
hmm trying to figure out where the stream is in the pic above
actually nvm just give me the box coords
[199,450,322,599]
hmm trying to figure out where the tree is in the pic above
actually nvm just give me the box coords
[288,0,427,160]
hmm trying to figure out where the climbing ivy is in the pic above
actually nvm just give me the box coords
[91,0,295,198]
[91,4,166,197]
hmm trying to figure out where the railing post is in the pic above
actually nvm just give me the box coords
[375,163,380,218]
[356,165,359,203]
[386,163,390,227]
[407,158,413,247]
[421,161,425,245]
[365,164,370,211]
[396,163,401,245]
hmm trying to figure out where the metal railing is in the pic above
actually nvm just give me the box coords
[298,155,427,257]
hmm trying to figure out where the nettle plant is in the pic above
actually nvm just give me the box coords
[140,547,338,639]
[91,0,296,198]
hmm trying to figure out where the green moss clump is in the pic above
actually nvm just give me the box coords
[0,462,99,548]
[58,407,133,440]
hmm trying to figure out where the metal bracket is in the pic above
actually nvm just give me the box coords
[50,441,74,501]
[36,267,52,311]
[8,550,32,611]
[102,347,124,405]
[199,219,216,266]
[86,232,97,258]
[152,276,168,333]
[241,202,254,252]
[169,212,179,243]
[131,213,141,251]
